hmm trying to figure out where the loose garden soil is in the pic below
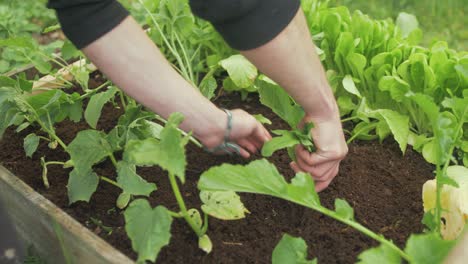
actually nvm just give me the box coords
[0,75,434,263]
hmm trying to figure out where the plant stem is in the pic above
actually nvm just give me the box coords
[341,115,360,123]
[45,161,66,166]
[434,107,467,232]
[100,176,121,188]
[108,153,118,167]
[299,201,412,262]
[168,210,184,218]
[168,172,203,237]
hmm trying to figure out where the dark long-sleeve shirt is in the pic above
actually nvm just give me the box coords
[47,0,300,50]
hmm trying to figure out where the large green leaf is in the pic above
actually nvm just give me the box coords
[67,130,112,172]
[117,161,157,197]
[67,168,99,204]
[272,234,316,264]
[219,55,257,88]
[357,244,401,264]
[124,113,187,182]
[84,86,117,129]
[200,191,249,220]
[404,233,456,264]
[124,200,173,263]
[198,159,320,207]
[258,77,304,128]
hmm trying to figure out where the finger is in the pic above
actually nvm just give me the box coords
[295,155,334,180]
[238,146,251,159]
[318,163,339,183]
[295,145,331,166]
[253,123,271,144]
[238,138,258,154]
[290,161,303,173]
[315,178,333,192]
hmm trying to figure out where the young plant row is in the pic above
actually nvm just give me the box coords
[0,0,466,262]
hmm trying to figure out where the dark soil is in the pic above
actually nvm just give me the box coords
[0,80,434,263]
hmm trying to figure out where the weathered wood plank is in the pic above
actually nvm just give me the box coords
[0,165,134,264]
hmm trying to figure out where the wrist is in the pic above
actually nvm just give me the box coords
[303,100,340,124]
[194,108,227,148]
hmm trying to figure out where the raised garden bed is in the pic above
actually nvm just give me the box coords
[0,73,439,263]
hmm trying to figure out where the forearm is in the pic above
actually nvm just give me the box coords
[82,17,225,143]
[241,9,338,121]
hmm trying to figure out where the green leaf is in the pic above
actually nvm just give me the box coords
[357,244,401,264]
[23,133,40,158]
[258,78,304,128]
[253,114,272,125]
[198,159,320,207]
[347,53,367,74]
[67,100,83,122]
[334,199,354,221]
[61,40,81,60]
[124,112,187,182]
[199,76,217,99]
[124,200,172,263]
[67,168,99,204]
[378,76,410,102]
[31,57,52,74]
[377,109,410,153]
[262,130,299,157]
[117,161,157,197]
[422,140,437,164]
[272,234,316,264]
[337,96,357,116]
[84,86,117,129]
[219,55,257,88]
[18,76,33,93]
[67,130,112,171]
[0,37,35,50]
[0,60,10,73]
[200,191,249,220]
[42,24,61,33]
[0,76,17,88]
[342,75,362,98]
[404,233,456,264]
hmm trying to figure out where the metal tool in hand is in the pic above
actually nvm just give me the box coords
[204,109,241,156]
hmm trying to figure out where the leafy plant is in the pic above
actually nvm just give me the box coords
[122,113,249,262]
[198,159,457,263]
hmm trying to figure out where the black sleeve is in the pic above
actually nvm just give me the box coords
[189,0,301,50]
[47,0,129,49]
[47,0,300,51]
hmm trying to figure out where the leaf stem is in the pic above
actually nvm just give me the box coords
[302,201,412,262]
[100,176,121,188]
[341,115,360,123]
[168,172,203,237]
[168,210,184,218]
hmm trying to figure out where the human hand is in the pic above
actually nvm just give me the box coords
[290,113,348,192]
[199,108,272,158]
